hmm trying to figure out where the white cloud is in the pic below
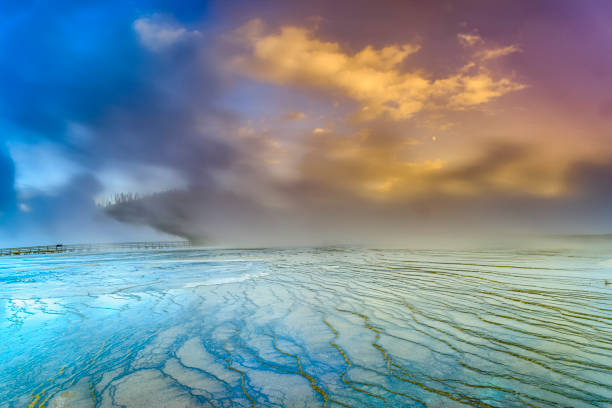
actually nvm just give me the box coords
[18,203,31,213]
[8,141,84,193]
[133,15,199,52]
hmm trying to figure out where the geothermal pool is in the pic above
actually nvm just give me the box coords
[0,246,611,407]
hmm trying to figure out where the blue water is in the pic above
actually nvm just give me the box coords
[0,246,611,407]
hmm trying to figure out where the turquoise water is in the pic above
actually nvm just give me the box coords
[0,246,611,407]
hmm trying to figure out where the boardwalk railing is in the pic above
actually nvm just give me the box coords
[0,241,191,256]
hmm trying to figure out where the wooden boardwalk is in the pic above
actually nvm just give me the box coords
[0,241,191,256]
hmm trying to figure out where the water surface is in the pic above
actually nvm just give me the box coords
[0,246,611,407]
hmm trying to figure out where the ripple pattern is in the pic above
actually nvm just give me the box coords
[0,247,611,407]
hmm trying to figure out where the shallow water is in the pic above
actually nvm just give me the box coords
[0,246,611,407]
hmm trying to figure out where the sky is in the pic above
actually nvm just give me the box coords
[1,0,612,246]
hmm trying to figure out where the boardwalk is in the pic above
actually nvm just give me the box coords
[0,241,191,256]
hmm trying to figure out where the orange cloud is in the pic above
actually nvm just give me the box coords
[434,73,526,108]
[281,111,307,120]
[457,33,483,47]
[231,20,525,120]
[294,127,568,202]
[477,44,522,60]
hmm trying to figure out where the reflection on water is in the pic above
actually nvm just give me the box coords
[0,246,611,407]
